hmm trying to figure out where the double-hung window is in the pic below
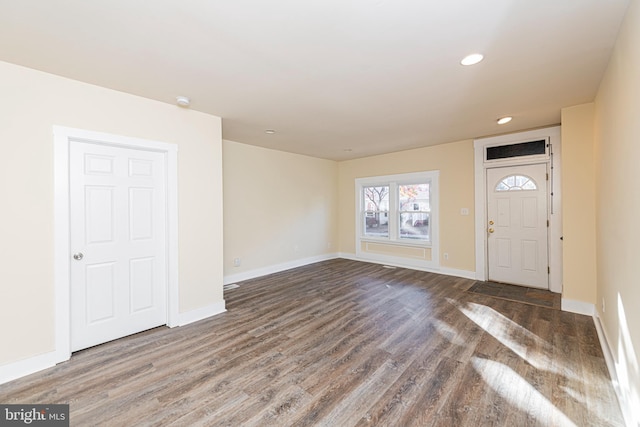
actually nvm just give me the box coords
[356,171,439,251]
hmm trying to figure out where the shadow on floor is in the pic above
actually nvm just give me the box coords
[467,281,561,309]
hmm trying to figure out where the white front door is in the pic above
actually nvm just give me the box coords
[70,141,167,351]
[487,164,549,289]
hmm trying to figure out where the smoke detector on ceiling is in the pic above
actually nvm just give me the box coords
[176,96,190,107]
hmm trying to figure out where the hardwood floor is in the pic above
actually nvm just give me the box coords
[0,259,624,426]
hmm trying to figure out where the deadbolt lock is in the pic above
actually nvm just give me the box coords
[489,220,494,225]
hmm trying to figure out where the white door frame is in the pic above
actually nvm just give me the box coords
[474,126,562,293]
[53,126,179,364]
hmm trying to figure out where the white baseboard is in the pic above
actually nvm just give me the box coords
[337,252,359,261]
[594,312,639,427]
[223,253,340,285]
[438,266,478,280]
[0,350,59,385]
[338,252,477,280]
[178,300,227,326]
[561,298,595,316]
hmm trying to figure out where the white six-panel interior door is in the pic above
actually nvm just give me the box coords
[486,163,549,289]
[69,141,168,351]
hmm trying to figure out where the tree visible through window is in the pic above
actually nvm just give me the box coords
[363,186,389,237]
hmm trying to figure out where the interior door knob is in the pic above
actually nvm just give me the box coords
[488,228,495,233]
[73,252,84,261]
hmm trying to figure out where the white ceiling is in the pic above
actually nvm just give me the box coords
[0,0,629,160]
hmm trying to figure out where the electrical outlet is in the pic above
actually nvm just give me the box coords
[443,253,449,260]
[233,258,241,267]
[294,245,300,253]
[602,298,605,313]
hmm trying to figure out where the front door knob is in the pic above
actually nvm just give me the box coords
[488,228,495,233]
[73,253,84,261]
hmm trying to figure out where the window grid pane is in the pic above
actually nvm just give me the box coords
[364,211,389,237]
[363,185,390,237]
[399,212,430,240]
[398,183,430,241]
[495,175,537,192]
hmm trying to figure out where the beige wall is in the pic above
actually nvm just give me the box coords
[593,0,640,419]
[338,140,475,272]
[223,140,338,276]
[561,104,597,303]
[0,61,224,366]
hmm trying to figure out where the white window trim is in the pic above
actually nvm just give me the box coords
[355,171,439,268]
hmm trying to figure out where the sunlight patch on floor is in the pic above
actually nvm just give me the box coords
[431,318,467,346]
[472,357,577,427]
[452,300,577,379]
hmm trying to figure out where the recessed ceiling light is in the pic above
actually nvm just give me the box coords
[265,129,276,134]
[497,116,513,125]
[460,53,484,66]
[343,148,353,152]
[176,96,190,107]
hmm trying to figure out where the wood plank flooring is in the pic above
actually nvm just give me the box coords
[0,259,624,426]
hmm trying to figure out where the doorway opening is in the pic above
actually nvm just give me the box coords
[53,126,179,364]
[474,127,562,293]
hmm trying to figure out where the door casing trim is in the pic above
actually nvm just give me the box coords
[53,126,179,363]
[473,126,562,293]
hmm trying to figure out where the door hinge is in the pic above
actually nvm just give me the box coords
[548,266,550,274]
[547,220,550,227]
[546,173,549,181]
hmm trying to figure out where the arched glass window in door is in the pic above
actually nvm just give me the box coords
[495,174,537,191]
